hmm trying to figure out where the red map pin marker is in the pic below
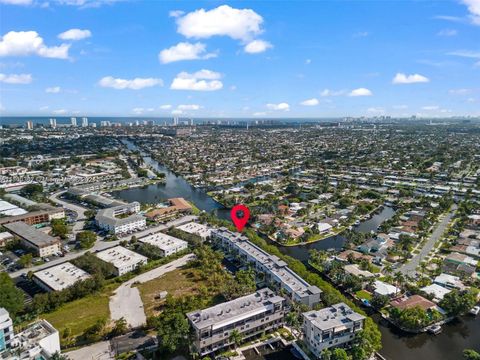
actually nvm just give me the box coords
[231,204,250,232]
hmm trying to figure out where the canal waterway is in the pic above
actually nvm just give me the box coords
[115,140,479,360]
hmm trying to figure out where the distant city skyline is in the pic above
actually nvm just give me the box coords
[1,0,479,118]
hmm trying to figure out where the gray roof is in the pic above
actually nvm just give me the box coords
[187,288,284,330]
[303,302,365,331]
[4,221,59,248]
[95,202,143,227]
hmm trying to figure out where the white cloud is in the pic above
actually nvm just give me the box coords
[132,107,154,115]
[53,109,68,115]
[244,39,272,53]
[170,69,223,91]
[253,111,266,116]
[266,102,290,111]
[58,29,92,41]
[0,31,70,59]
[55,0,123,8]
[159,104,172,110]
[159,42,216,64]
[99,76,163,90]
[176,5,264,42]
[178,104,201,110]
[449,88,471,95]
[461,0,480,25]
[171,109,182,115]
[320,88,345,97]
[437,29,458,36]
[367,107,385,114]
[348,88,372,97]
[392,73,430,84]
[45,86,61,93]
[39,105,49,110]
[169,10,185,18]
[0,73,32,84]
[0,0,32,4]
[353,31,369,38]
[300,98,319,106]
[448,50,480,58]
[422,105,439,110]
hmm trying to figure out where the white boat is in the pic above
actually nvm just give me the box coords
[427,325,442,335]
[469,306,480,316]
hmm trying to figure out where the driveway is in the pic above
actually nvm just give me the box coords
[109,253,195,328]
[49,191,88,232]
[66,340,113,360]
[399,205,457,277]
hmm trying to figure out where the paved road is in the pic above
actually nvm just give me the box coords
[49,191,88,232]
[66,340,113,360]
[9,215,197,278]
[399,205,457,277]
[109,253,195,328]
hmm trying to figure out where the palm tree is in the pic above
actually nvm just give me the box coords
[229,329,243,350]
[393,271,404,296]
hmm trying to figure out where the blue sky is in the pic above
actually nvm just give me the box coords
[0,0,479,118]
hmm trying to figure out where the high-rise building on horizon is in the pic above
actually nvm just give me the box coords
[81,117,88,127]
[49,118,56,129]
[71,117,77,127]
[25,121,33,130]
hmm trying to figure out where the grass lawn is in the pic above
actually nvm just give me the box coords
[356,290,373,301]
[137,267,209,317]
[43,289,112,343]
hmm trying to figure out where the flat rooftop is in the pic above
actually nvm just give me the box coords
[34,262,91,291]
[138,232,187,251]
[176,222,211,238]
[187,288,284,330]
[96,202,144,227]
[96,246,147,269]
[303,302,365,331]
[214,228,321,299]
[3,221,59,248]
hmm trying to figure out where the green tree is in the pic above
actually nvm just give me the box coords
[0,272,24,316]
[76,231,97,249]
[20,183,43,197]
[18,253,33,268]
[157,311,190,353]
[229,329,243,348]
[51,219,68,239]
[439,289,478,316]
[332,348,351,360]
[463,349,480,360]
[110,317,128,336]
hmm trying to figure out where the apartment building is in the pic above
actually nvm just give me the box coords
[0,207,65,226]
[0,308,14,352]
[303,303,365,357]
[4,222,61,258]
[212,228,321,307]
[187,288,286,357]
[95,246,147,276]
[95,201,145,235]
[33,262,91,292]
[138,232,188,257]
[0,308,61,360]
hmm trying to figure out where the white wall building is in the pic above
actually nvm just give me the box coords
[212,228,321,307]
[175,222,212,240]
[0,308,14,352]
[95,201,145,235]
[138,232,188,257]
[33,262,91,292]
[303,303,365,356]
[96,246,147,276]
[187,288,286,357]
